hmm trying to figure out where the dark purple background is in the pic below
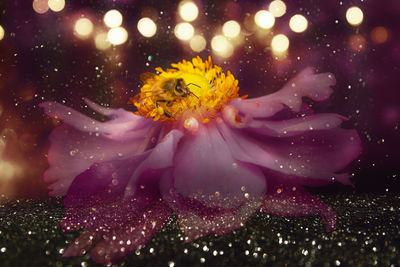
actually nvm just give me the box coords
[0,0,399,199]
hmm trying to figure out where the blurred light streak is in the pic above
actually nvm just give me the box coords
[211,35,234,58]
[137,17,157,38]
[289,14,308,33]
[269,0,286,17]
[174,22,194,41]
[254,10,275,29]
[74,18,94,38]
[370,26,389,44]
[179,1,199,22]
[104,10,123,28]
[108,27,128,45]
[222,20,241,38]
[32,0,49,14]
[48,0,65,12]
[189,35,206,52]
[346,6,363,26]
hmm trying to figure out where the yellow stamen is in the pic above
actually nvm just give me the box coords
[129,56,240,122]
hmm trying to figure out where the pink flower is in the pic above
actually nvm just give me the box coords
[40,56,361,265]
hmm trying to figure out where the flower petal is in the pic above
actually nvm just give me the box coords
[173,122,266,209]
[40,101,159,196]
[160,170,263,242]
[231,68,336,118]
[217,120,361,185]
[260,180,336,231]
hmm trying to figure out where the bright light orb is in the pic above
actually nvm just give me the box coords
[0,25,4,41]
[269,0,286,17]
[289,14,308,33]
[189,35,206,52]
[211,35,234,58]
[94,32,111,50]
[346,6,363,26]
[179,1,199,22]
[108,27,128,45]
[48,0,65,12]
[222,20,241,38]
[254,10,275,29]
[104,10,123,28]
[271,34,289,53]
[74,18,94,37]
[370,26,389,44]
[174,22,194,41]
[137,17,157,38]
[32,0,49,14]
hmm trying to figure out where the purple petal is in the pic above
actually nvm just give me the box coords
[260,180,336,231]
[217,120,361,185]
[62,231,102,258]
[172,122,266,209]
[160,170,263,242]
[231,68,336,118]
[40,101,159,196]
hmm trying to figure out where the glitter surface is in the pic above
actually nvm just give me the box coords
[0,194,399,266]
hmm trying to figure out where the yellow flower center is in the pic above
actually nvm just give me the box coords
[129,56,241,123]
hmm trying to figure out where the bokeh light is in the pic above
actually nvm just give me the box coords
[222,20,241,38]
[189,35,206,52]
[174,22,194,41]
[178,1,199,22]
[346,6,363,26]
[370,26,389,44]
[74,18,94,38]
[107,27,128,45]
[32,0,49,14]
[289,14,308,33]
[349,34,366,52]
[103,10,123,28]
[254,10,275,29]
[269,0,286,17]
[271,34,289,54]
[0,25,4,41]
[48,0,65,12]
[137,17,157,38]
[211,35,234,58]
[94,32,111,50]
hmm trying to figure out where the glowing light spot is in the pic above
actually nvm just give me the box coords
[269,0,286,17]
[0,161,21,181]
[108,27,128,45]
[254,10,275,29]
[289,14,308,33]
[94,32,111,50]
[271,34,289,54]
[349,34,366,52]
[370,26,389,44]
[211,35,234,58]
[103,10,123,28]
[137,17,157,38]
[32,0,49,14]
[179,1,199,22]
[189,35,206,52]
[184,117,199,131]
[0,25,4,41]
[174,22,194,41]
[346,6,363,26]
[48,0,65,12]
[74,18,94,37]
[222,20,241,38]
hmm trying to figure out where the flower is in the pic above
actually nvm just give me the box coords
[40,56,361,265]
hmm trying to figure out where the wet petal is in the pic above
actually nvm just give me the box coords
[173,122,266,209]
[260,181,336,231]
[231,68,336,118]
[217,120,361,185]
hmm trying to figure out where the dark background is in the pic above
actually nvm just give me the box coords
[0,0,399,200]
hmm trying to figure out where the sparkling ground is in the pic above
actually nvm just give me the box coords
[0,194,399,267]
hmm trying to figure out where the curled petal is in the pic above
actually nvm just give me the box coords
[173,122,266,209]
[231,68,336,118]
[260,181,336,231]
